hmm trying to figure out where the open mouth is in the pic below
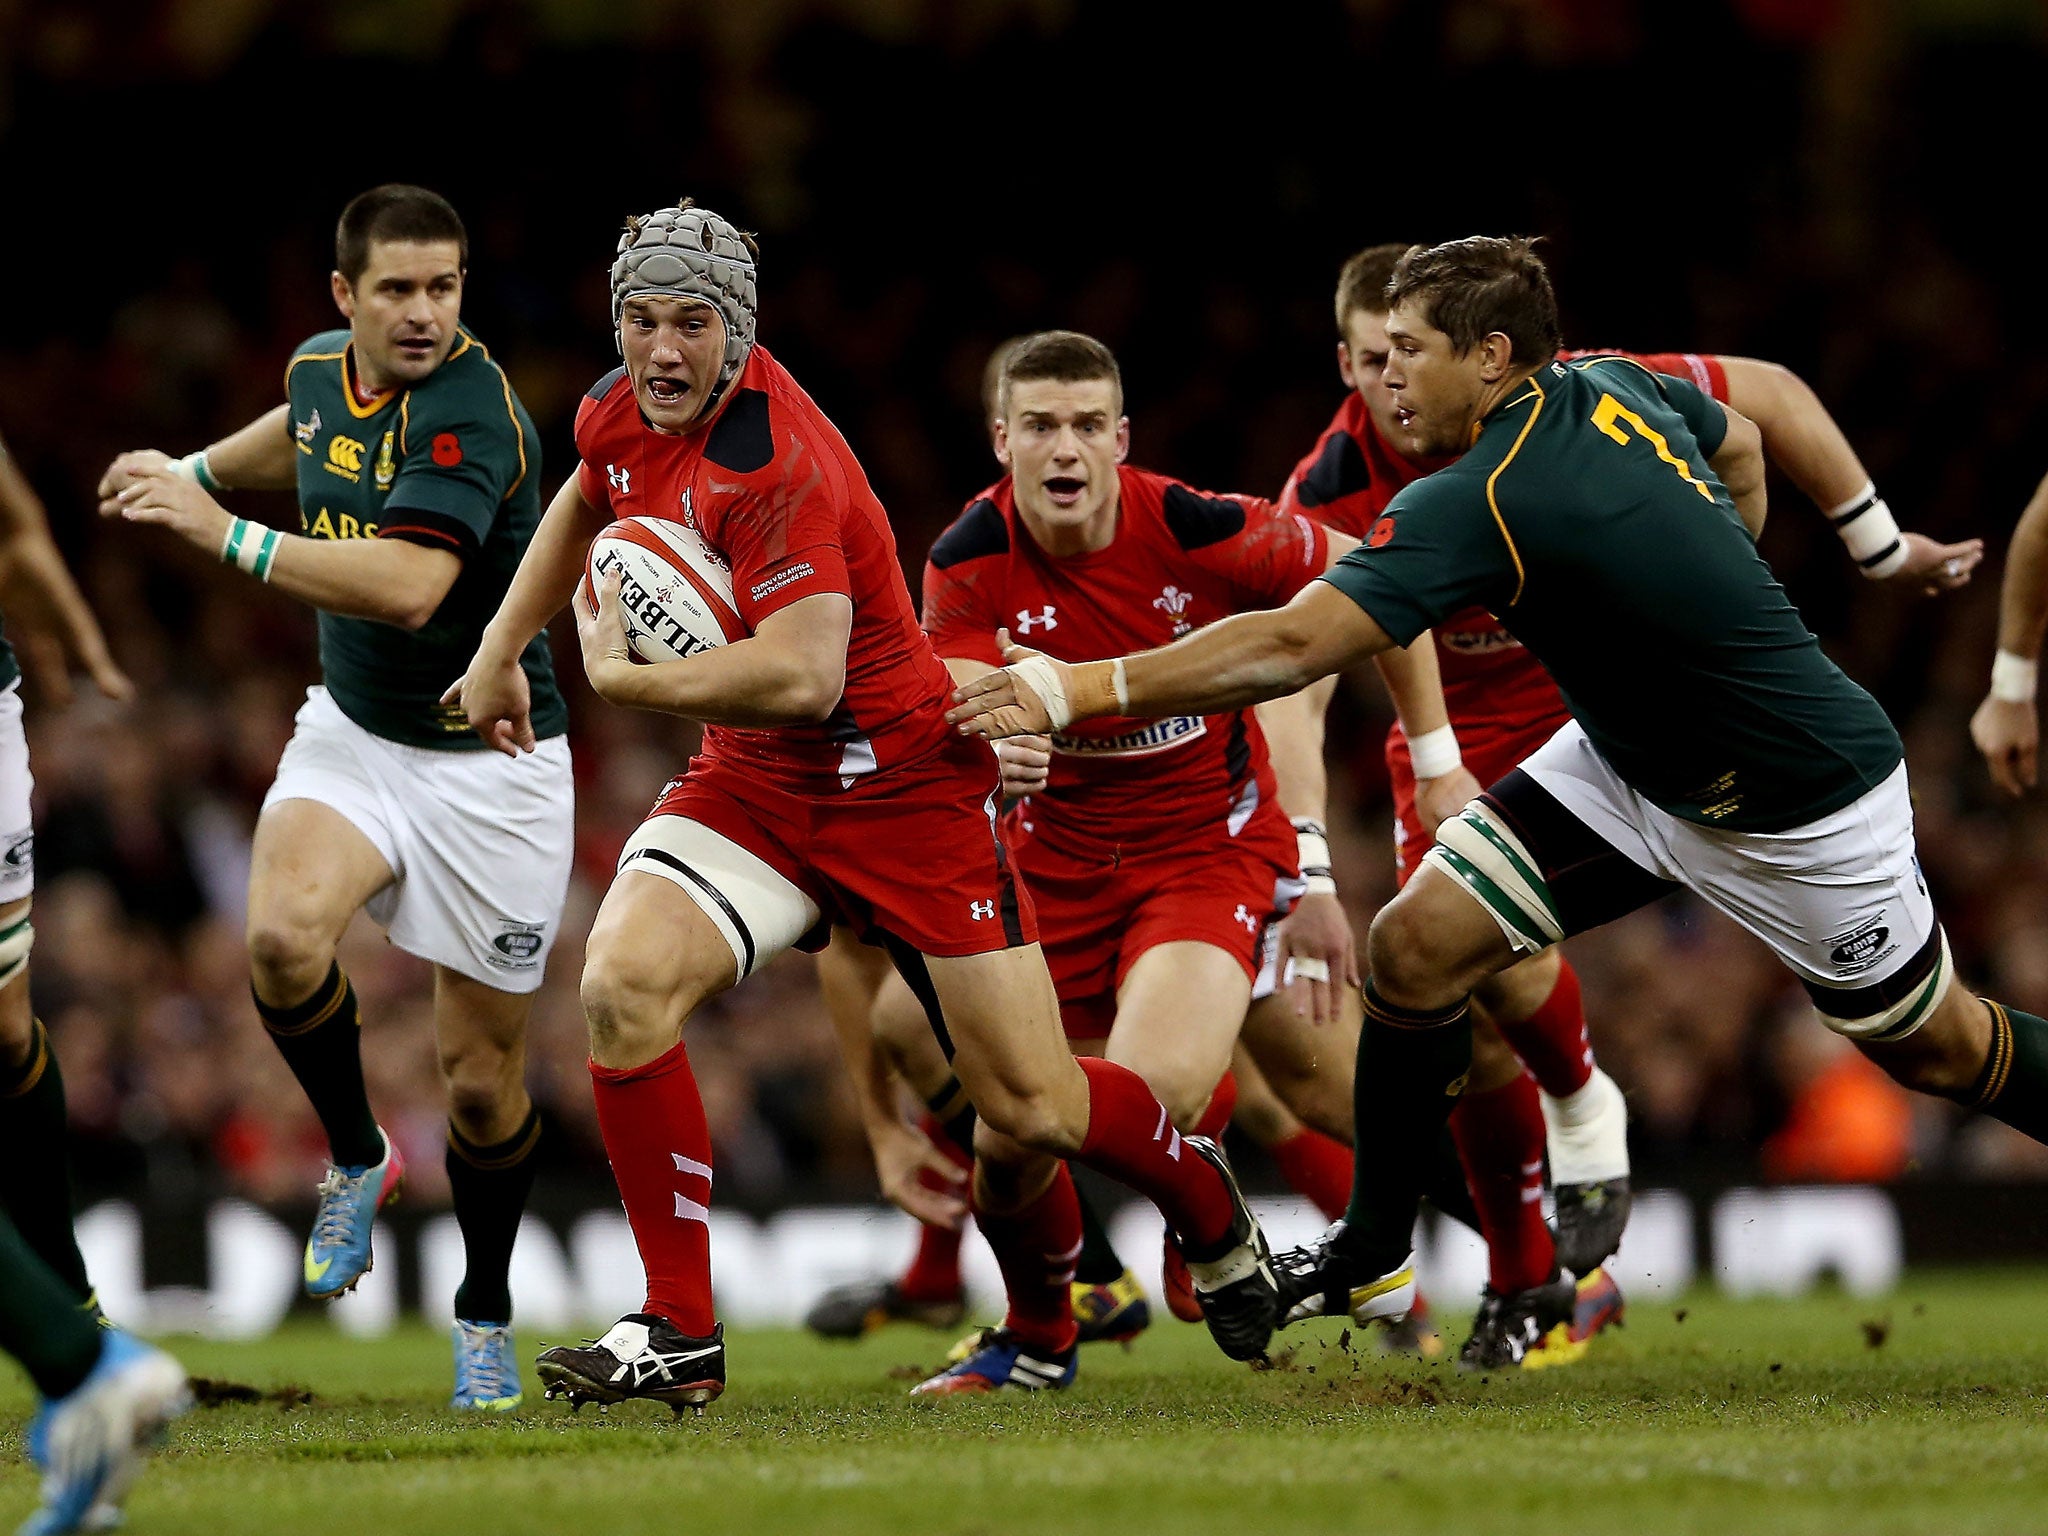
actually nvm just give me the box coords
[1043,476,1085,507]
[394,335,437,362]
[645,376,690,406]
[1395,407,1417,430]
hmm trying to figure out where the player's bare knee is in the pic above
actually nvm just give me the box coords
[1366,895,1465,1005]
[245,915,335,1004]
[438,1041,521,1137]
[972,1081,1083,1155]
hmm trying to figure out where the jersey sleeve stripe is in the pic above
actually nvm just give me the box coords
[491,362,529,500]
[377,520,467,551]
[1484,375,1543,608]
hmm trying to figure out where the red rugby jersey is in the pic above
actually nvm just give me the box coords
[1279,352,1730,753]
[575,346,954,789]
[922,465,1327,856]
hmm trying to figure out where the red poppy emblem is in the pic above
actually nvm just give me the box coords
[432,433,463,466]
[1368,516,1396,548]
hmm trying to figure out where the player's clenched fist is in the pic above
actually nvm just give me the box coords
[1972,693,2038,798]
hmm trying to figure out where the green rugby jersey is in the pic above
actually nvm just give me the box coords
[285,327,567,749]
[1323,355,1901,832]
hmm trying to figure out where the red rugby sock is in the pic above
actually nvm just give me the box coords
[1075,1058,1235,1254]
[1268,1128,1352,1222]
[1192,1071,1238,1141]
[898,1112,971,1302]
[589,1041,717,1336]
[1449,1070,1556,1295]
[1494,958,1594,1098]
[975,1162,1082,1354]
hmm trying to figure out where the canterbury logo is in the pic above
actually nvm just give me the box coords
[327,435,364,473]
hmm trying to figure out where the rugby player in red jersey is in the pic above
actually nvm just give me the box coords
[1275,243,1981,1364]
[805,340,1365,1352]
[448,201,1279,1409]
[906,331,1356,1391]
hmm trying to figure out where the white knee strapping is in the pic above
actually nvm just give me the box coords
[1424,803,1565,955]
[1812,929,1953,1042]
[0,904,30,990]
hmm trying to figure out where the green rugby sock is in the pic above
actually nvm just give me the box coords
[0,1019,90,1300]
[0,1206,101,1399]
[1337,980,1472,1275]
[447,1106,543,1325]
[1971,1000,2048,1143]
[1072,1177,1126,1287]
[256,963,384,1169]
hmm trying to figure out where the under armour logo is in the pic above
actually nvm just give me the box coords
[1233,904,1257,933]
[1015,606,1057,634]
[608,464,632,494]
[970,899,995,920]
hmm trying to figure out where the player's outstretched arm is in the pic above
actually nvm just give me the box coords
[950,580,1393,740]
[103,464,459,629]
[576,567,850,727]
[95,405,298,504]
[1971,469,2048,796]
[819,950,967,1231]
[450,474,610,754]
[0,433,132,703]
[1717,356,1981,592]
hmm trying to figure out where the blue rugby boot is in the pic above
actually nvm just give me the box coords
[451,1320,524,1411]
[303,1128,405,1300]
[20,1330,189,1536]
[911,1327,1077,1396]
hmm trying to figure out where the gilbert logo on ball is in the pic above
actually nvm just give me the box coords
[586,516,743,663]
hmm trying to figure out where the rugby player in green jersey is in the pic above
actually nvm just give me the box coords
[97,186,571,1409]
[952,236,2048,1362]
[0,433,187,1535]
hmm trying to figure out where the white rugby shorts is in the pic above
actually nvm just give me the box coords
[0,683,31,904]
[262,687,574,993]
[1431,718,1935,1002]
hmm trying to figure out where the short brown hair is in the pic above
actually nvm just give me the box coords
[981,335,1032,425]
[1333,242,1411,330]
[998,330,1123,418]
[1386,236,1561,365]
[336,184,467,284]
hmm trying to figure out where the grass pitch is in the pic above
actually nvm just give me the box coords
[6,1270,2048,1536]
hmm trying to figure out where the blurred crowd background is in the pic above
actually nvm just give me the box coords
[4,0,2048,1221]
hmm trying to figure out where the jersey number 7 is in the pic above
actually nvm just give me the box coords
[1591,393,1716,503]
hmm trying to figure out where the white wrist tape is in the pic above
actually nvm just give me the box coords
[1004,653,1074,731]
[1408,723,1462,780]
[1828,483,1907,579]
[1110,657,1129,713]
[220,517,281,582]
[1293,819,1335,896]
[173,449,222,493]
[1992,650,2039,705]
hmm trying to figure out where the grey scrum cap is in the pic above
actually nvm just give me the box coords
[610,200,758,395]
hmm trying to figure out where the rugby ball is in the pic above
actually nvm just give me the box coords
[583,516,743,663]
